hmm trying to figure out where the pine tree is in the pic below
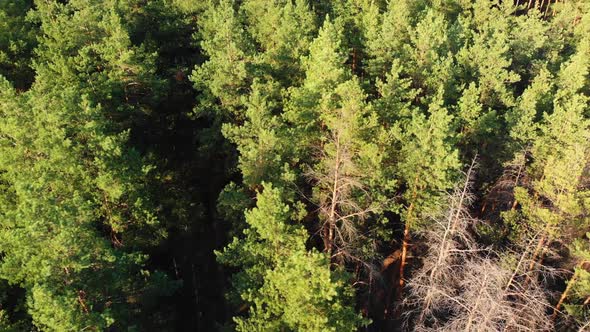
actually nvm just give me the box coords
[407,161,552,331]
[393,94,460,293]
[219,0,318,189]
[217,183,365,331]
[406,159,479,327]
[456,0,521,109]
[505,67,553,152]
[309,77,394,262]
[365,0,427,80]
[192,0,254,120]
[222,80,295,188]
[0,0,36,90]
[501,28,590,326]
[285,17,397,262]
[241,0,317,87]
[555,239,590,326]
[283,18,348,167]
[328,0,382,79]
[408,7,456,104]
[0,1,174,329]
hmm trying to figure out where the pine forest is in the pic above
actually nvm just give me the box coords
[2,0,590,331]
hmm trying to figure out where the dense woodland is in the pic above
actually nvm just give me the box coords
[1,0,590,331]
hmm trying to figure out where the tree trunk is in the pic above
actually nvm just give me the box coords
[552,268,579,320]
[324,135,341,257]
[398,177,420,295]
[510,199,519,210]
[399,215,412,289]
[553,0,559,16]
[523,232,548,288]
[464,273,489,332]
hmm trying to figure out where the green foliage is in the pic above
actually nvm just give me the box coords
[393,96,460,225]
[284,18,348,157]
[564,238,590,322]
[365,0,427,80]
[2,0,590,330]
[222,81,296,188]
[510,30,590,239]
[0,1,175,330]
[505,68,553,149]
[217,184,365,331]
[0,0,36,90]
[242,0,317,86]
[456,0,521,108]
[192,0,254,119]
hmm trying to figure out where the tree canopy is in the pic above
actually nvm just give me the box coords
[1,0,590,331]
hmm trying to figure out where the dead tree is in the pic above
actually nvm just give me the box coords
[405,159,554,331]
[405,159,480,328]
[309,130,378,263]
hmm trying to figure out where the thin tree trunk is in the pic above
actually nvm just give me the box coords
[553,0,559,16]
[464,273,489,332]
[510,199,519,210]
[399,216,412,289]
[173,257,180,278]
[325,134,342,256]
[398,174,423,297]
[578,320,590,332]
[422,161,475,316]
[523,232,547,288]
[510,158,525,211]
[192,263,200,323]
[327,221,335,256]
[524,185,549,286]
[528,234,546,272]
[504,235,537,293]
[552,268,579,320]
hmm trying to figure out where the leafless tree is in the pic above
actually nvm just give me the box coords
[405,158,554,331]
[444,255,552,332]
[405,158,478,325]
[307,125,392,271]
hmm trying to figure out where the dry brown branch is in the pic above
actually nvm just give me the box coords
[405,158,554,331]
[405,158,480,328]
[307,128,389,267]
